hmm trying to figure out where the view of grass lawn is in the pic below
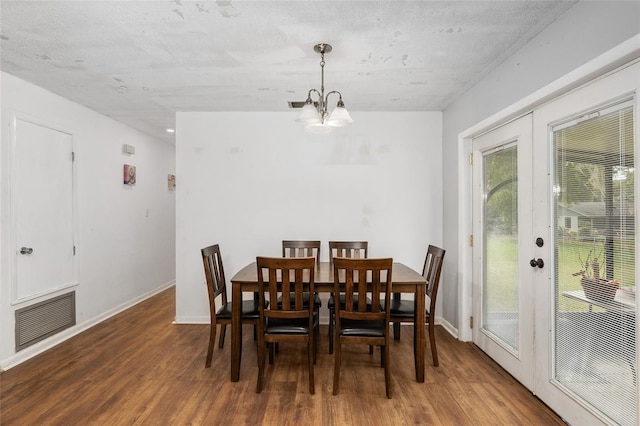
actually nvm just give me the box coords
[485,235,519,312]
[557,237,635,311]
[485,235,635,313]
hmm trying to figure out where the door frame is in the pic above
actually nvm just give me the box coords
[7,111,79,305]
[457,36,640,343]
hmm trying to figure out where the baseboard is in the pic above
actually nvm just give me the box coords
[173,315,209,324]
[437,316,460,340]
[0,281,175,371]
[388,317,460,340]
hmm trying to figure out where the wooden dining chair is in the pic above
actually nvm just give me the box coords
[201,244,261,368]
[332,257,393,398]
[282,240,322,315]
[256,256,318,394]
[327,241,368,354]
[386,245,445,366]
[282,240,321,261]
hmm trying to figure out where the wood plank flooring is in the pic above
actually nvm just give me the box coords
[0,287,565,425]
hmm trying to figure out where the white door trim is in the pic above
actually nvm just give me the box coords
[457,34,640,342]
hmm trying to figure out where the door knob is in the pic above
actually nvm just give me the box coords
[529,258,544,268]
[19,247,33,255]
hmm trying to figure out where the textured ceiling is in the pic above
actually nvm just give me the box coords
[0,1,576,142]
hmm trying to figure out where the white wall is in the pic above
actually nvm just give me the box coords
[0,72,176,368]
[175,111,442,323]
[442,1,640,334]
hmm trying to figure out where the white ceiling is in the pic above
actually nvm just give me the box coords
[0,1,576,142]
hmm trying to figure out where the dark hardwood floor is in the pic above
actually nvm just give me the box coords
[0,287,564,425]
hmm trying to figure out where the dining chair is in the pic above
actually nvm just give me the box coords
[201,243,261,368]
[327,241,368,354]
[332,257,393,398]
[256,256,318,394]
[282,240,322,315]
[282,240,321,261]
[386,245,445,366]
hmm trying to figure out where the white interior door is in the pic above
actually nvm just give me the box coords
[472,114,536,390]
[12,116,76,302]
[533,63,639,426]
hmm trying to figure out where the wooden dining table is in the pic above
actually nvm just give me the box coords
[229,261,428,382]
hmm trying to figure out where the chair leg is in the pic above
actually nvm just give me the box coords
[313,324,319,364]
[380,345,384,367]
[256,332,265,393]
[393,322,401,341]
[384,341,391,399]
[369,345,374,354]
[428,321,439,367]
[218,324,227,348]
[308,336,315,395]
[332,336,341,395]
[205,322,216,368]
[269,342,275,365]
[328,309,334,354]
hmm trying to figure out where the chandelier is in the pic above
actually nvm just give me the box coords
[296,43,353,133]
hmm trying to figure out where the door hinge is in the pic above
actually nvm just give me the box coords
[469,234,474,247]
[73,245,76,255]
[470,316,474,329]
[71,152,75,162]
[469,152,473,165]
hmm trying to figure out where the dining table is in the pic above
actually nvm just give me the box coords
[229,261,428,382]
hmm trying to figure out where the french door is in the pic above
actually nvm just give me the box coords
[473,62,639,425]
[472,114,535,390]
[533,63,638,425]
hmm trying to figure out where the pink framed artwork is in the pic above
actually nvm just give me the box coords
[124,164,136,185]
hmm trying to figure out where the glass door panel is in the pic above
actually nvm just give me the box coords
[483,144,519,351]
[553,99,637,426]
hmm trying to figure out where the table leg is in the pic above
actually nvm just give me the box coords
[414,286,425,382]
[231,283,242,382]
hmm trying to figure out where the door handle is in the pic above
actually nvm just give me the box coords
[529,258,544,268]
[20,247,33,255]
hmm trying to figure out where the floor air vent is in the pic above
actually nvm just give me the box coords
[15,292,76,351]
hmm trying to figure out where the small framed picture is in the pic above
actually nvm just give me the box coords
[124,164,136,185]
[168,174,176,191]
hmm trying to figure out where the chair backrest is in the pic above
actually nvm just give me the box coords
[256,256,316,321]
[201,244,227,311]
[332,257,393,321]
[423,245,446,311]
[282,240,321,263]
[329,241,368,263]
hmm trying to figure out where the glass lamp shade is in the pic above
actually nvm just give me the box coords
[296,103,322,125]
[326,106,354,127]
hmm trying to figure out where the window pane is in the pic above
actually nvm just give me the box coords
[554,101,636,425]
[483,145,519,351]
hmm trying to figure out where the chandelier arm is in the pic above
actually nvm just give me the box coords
[324,90,343,106]
[306,89,321,101]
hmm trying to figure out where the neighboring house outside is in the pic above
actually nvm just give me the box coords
[557,201,635,239]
